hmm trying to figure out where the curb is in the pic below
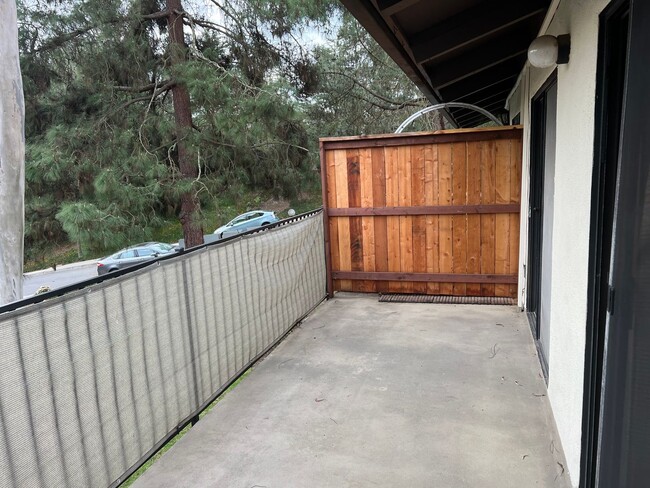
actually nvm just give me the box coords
[25,259,98,277]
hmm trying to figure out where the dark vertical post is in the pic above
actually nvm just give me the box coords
[320,141,333,297]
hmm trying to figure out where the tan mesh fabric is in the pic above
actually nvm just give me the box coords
[0,211,325,488]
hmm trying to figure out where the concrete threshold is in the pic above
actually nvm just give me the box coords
[133,293,570,488]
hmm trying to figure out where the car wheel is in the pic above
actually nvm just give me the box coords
[261,222,270,226]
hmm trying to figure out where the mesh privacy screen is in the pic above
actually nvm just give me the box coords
[0,211,326,487]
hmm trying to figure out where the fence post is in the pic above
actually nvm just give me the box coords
[320,141,334,297]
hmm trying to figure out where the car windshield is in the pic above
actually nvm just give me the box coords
[153,243,173,251]
[226,211,269,227]
[229,215,249,226]
[112,249,127,259]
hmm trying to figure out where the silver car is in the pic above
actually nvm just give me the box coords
[97,242,176,275]
[213,210,278,239]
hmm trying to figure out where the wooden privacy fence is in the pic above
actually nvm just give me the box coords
[320,126,523,298]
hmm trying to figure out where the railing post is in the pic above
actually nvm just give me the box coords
[320,141,334,298]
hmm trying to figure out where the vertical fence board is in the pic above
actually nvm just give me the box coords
[347,149,363,292]
[510,137,522,298]
[466,141,482,296]
[359,148,376,292]
[494,140,511,297]
[451,142,468,296]
[411,145,427,293]
[398,146,414,293]
[425,144,441,294]
[335,149,352,291]
[321,127,522,298]
[372,147,389,293]
[480,141,496,296]
[438,143,454,295]
[326,150,341,292]
[385,147,401,293]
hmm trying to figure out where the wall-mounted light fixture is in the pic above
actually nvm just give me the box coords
[528,34,571,68]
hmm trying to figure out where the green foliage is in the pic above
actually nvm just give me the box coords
[24,244,79,273]
[56,201,158,255]
[18,0,431,260]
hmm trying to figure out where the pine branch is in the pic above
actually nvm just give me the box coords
[179,11,240,43]
[33,10,169,53]
[113,81,175,93]
[323,70,425,108]
[356,94,414,111]
[208,0,247,32]
[183,13,275,96]
[105,81,176,119]
[35,20,119,52]
[142,10,171,20]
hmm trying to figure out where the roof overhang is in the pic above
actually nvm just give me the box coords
[340,0,551,127]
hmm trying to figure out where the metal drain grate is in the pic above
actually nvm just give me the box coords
[378,294,517,305]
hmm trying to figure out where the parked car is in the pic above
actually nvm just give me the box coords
[97,242,177,275]
[213,210,279,239]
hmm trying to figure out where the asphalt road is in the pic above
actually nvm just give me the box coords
[23,263,98,297]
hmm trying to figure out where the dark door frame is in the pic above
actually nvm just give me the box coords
[526,70,557,380]
[580,0,630,488]
[580,0,650,485]
[580,1,629,486]
[597,0,650,481]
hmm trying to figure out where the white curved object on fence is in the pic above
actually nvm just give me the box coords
[395,102,502,133]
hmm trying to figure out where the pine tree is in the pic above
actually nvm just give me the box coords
[17,0,428,259]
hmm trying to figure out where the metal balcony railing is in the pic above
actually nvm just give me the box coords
[0,209,326,488]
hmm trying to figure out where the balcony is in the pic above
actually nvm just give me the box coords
[132,293,568,487]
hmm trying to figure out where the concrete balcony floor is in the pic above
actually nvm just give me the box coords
[133,293,570,488]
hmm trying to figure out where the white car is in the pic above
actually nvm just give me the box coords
[213,210,279,239]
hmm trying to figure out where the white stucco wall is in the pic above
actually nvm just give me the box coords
[507,0,611,485]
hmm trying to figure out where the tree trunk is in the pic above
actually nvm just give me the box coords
[0,0,25,305]
[167,0,204,248]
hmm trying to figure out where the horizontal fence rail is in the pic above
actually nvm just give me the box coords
[331,271,518,284]
[0,210,326,488]
[327,204,520,216]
